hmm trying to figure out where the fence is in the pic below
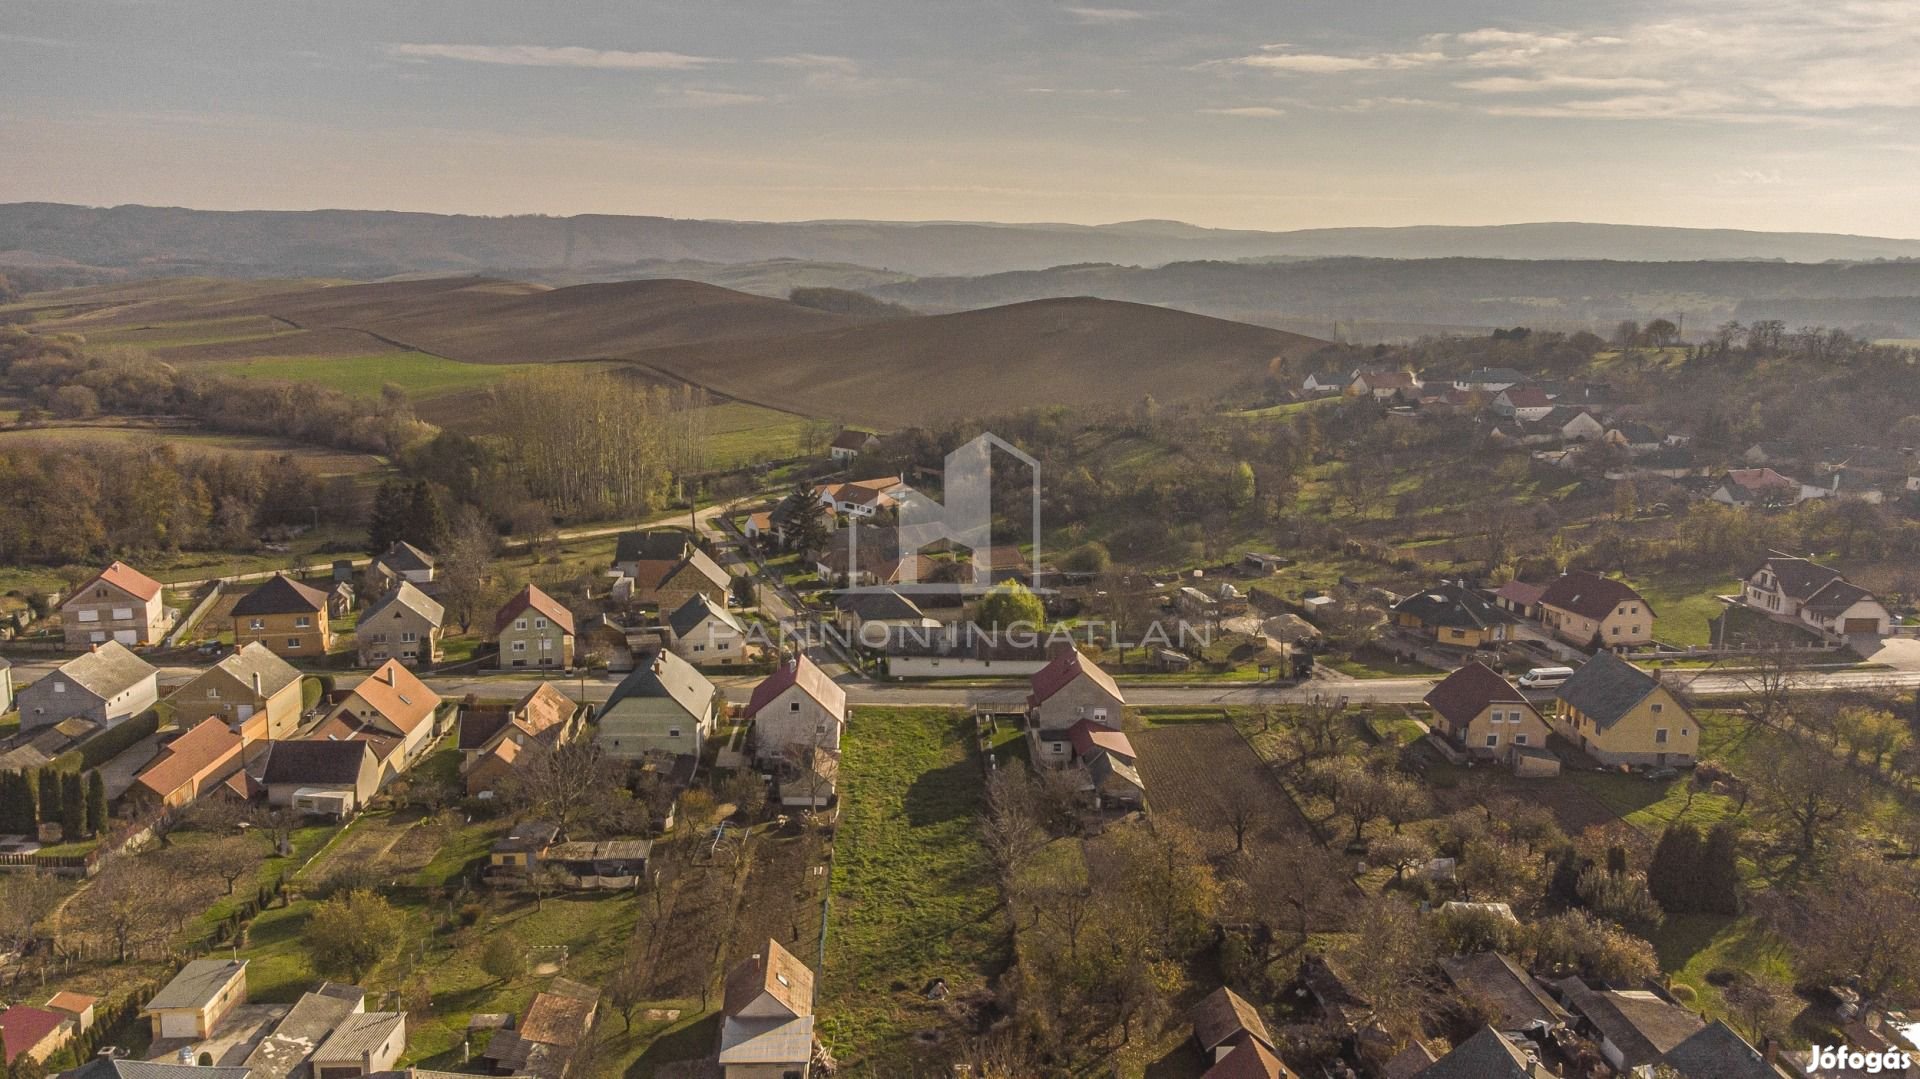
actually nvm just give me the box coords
[162,579,226,647]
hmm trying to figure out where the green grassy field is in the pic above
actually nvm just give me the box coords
[703,401,814,465]
[823,706,1009,1069]
[1639,569,1733,647]
[75,315,299,351]
[220,350,557,399]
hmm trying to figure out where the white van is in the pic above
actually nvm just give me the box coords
[1517,666,1574,690]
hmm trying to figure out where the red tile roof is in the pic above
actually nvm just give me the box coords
[345,660,440,736]
[1500,386,1552,408]
[0,1005,67,1064]
[1424,661,1529,728]
[134,717,245,801]
[745,655,847,720]
[73,561,162,603]
[494,584,576,637]
[1068,718,1133,759]
[1027,648,1123,709]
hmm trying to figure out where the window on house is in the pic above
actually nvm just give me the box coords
[295,616,310,628]
[52,682,64,693]
[208,687,220,698]
[1632,626,1641,634]
[534,618,546,629]
[515,619,528,631]
[1485,734,1500,747]
[77,609,98,622]
[668,727,682,738]
[250,619,265,630]
[1651,703,1663,713]
[286,639,301,649]
[112,607,132,620]
[401,631,417,642]
[1681,728,1690,737]
[1655,728,1669,744]
[790,702,801,712]
[512,642,526,652]
[1514,734,1528,745]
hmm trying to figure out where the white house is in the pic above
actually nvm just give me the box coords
[1740,553,1891,638]
[666,594,754,666]
[744,655,847,762]
[1492,386,1555,422]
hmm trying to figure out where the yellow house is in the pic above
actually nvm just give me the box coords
[1537,572,1655,650]
[231,574,332,659]
[1390,582,1519,649]
[1424,661,1552,760]
[1552,652,1698,766]
[165,642,305,743]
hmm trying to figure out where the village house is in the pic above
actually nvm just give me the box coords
[1301,370,1349,396]
[1347,368,1421,400]
[875,622,1052,677]
[1424,662,1552,761]
[1026,648,1126,766]
[0,1005,73,1066]
[129,717,253,810]
[489,821,560,874]
[307,1009,406,1078]
[260,740,382,817]
[1711,467,1829,508]
[44,993,96,1035]
[1739,553,1891,638]
[720,939,818,1079]
[355,581,444,668]
[1453,367,1526,392]
[241,983,377,1079]
[0,717,97,773]
[1390,582,1520,649]
[1438,952,1570,1037]
[1188,987,1293,1078]
[459,683,586,797]
[779,746,840,810]
[144,959,248,1041]
[1552,652,1698,766]
[494,584,576,670]
[1492,386,1555,422]
[313,660,444,782]
[1490,580,1545,620]
[18,641,158,731]
[832,588,936,644]
[231,574,332,659]
[667,593,753,666]
[1604,421,1662,453]
[1559,984,1704,1074]
[1536,571,1654,650]
[1416,1026,1553,1079]
[813,476,905,519]
[59,561,167,649]
[167,642,305,744]
[1539,406,1606,443]
[828,428,879,462]
[612,530,731,611]
[596,649,717,760]
[1660,1020,1790,1078]
[480,978,600,1079]
[369,541,436,593]
[745,655,847,763]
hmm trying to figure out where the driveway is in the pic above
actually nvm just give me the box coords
[1851,633,1920,671]
[97,732,164,799]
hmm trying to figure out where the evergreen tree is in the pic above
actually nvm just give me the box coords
[59,772,84,839]
[0,773,31,834]
[776,480,830,559]
[366,478,409,554]
[1700,823,1744,915]
[403,480,450,553]
[34,769,56,825]
[85,771,108,836]
[1547,846,1584,906]
[1647,823,1702,913]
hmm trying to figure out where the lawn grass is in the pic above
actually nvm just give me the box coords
[220,350,554,399]
[1639,569,1734,647]
[823,706,1009,1069]
[704,402,814,466]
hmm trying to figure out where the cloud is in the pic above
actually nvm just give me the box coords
[1230,50,1439,74]
[385,43,722,71]
[658,88,768,107]
[1064,6,1156,22]
[1455,75,1669,94]
[760,52,892,93]
[1199,106,1286,118]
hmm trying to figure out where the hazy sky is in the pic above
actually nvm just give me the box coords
[4,0,1919,234]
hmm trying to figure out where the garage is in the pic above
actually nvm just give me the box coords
[1843,617,1881,634]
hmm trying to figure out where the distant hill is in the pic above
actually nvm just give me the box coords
[6,202,1920,281]
[870,258,1920,339]
[30,276,1325,425]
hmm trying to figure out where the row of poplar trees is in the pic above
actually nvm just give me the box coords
[0,769,108,839]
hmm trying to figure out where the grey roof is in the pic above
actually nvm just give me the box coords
[1554,652,1660,729]
[360,581,444,628]
[205,642,303,698]
[1803,578,1875,616]
[1417,1026,1550,1079]
[669,546,732,592]
[1391,582,1518,631]
[1661,1019,1787,1078]
[718,1015,816,1066]
[1439,952,1570,1032]
[601,649,716,722]
[314,1011,405,1063]
[1565,988,1703,1068]
[244,985,367,1079]
[145,958,247,1012]
[1753,555,1843,602]
[261,740,373,786]
[667,593,745,640]
[1461,367,1526,383]
[64,1061,252,1079]
[833,588,927,623]
[56,641,157,697]
[614,529,690,564]
[231,574,328,615]
[376,541,435,573]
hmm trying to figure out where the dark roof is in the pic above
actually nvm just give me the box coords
[829,429,876,451]
[1202,1040,1297,1079]
[1554,652,1662,728]
[1565,988,1703,1068]
[1461,367,1526,383]
[260,740,373,786]
[1611,422,1660,443]
[1391,582,1518,631]
[145,958,247,1012]
[601,650,715,722]
[879,623,1051,662]
[1438,952,1570,1032]
[1417,1026,1551,1079]
[1660,1019,1786,1078]
[458,708,516,752]
[833,588,927,623]
[667,593,745,640]
[1537,571,1651,622]
[1190,986,1275,1053]
[376,541,435,573]
[1425,662,1530,728]
[244,985,366,1079]
[1803,578,1874,616]
[1750,554,1844,602]
[231,574,328,616]
[65,1061,253,1079]
[614,530,690,564]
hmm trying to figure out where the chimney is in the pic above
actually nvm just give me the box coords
[177,1046,196,1067]
[252,672,263,697]
[381,666,395,685]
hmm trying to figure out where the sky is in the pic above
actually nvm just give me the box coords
[3,0,1919,235]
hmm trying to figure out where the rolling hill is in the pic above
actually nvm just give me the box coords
[16,276,1326,426]
[7,202,1920,282]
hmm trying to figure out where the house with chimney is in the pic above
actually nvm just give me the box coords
[494,584,576,670]
[128,717,254,810]
[1390,581,1520,649]
[354,581,444,667]
[459,683,587,797]
[828,429,880,462]
[1188,987,1295,1078]
[479,978,600,1079]
[166,642,304,743]
[1424,662,1551,762]
[612,530,731,611]
[143,959,249,1041]
[59,561,167,649]
[595,649,717,760]
[1536,571,1655,650]
[720,939,819,1079]
[1552,652,1698,766]
[260,740,382,817]
[666,593,754,667]
[231,574,332,659]
[1026,648,1127,767]
[309,660,443,781]
[369,541,436,592]
[1738,553,1891,638]
[0,1004,74,1066]
[744,655,846,763]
